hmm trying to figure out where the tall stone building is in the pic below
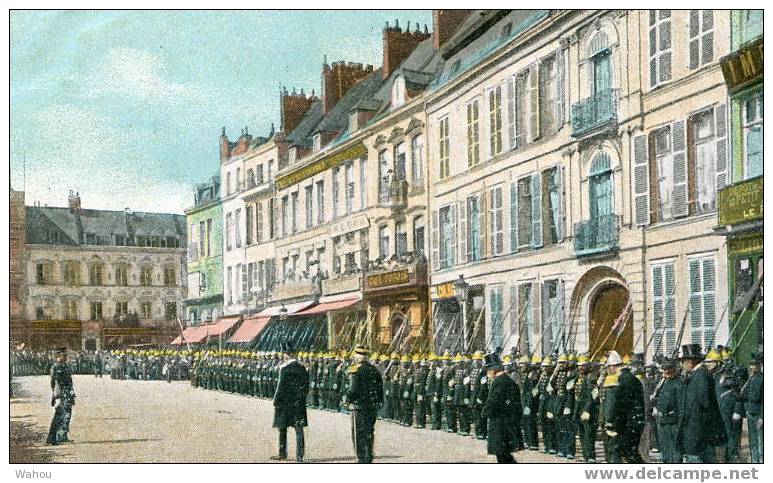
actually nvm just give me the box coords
[23,192,187,350]
[10,188,27,346]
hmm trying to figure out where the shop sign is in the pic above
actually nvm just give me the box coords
[276,143,367,190]
[728,233,764,257]
[434,282,455,299]
[330,213,369,238]
[366,269,410,289]
[718,176,763,226]
[720,37,763,94]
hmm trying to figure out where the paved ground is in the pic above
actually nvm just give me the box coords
[11,375,569,463]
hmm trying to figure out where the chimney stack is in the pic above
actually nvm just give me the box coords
[382,19,432,79]
[219,127,231,163]
[432,10,474,50]
[280,87,317,134]
[321,60,374,113]
[68,190,82,214]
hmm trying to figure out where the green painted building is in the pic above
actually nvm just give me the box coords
[717,10,763,363]
[184,175,224,325]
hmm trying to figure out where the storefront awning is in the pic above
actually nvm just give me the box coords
[171,325,208,345]
[229,316,271,343]
[207,315,242,337]
[256,301,316,317]
[295,297,360,316]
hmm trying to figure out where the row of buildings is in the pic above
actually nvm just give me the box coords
[12,10,762,362]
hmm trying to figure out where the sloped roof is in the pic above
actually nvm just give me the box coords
[314,68,384,135]
[25,206,79,245]
[286,100,324,148]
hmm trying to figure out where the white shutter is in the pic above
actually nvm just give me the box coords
[555,47,565,127]
[556,165,565,242]
[532,281,542,355]
[715,104,728,192]
[633,134,650,225]
[241,264,248,301]
[652,265,665,356]
[530,173,543,248]
[509,284,518,335]
[688,10,700,70]
[459,199,468,264]
[664,263,676,354]
[431,209,439,271]
[672,120,688,218]
[507,77,516,151]
[528,63,540,141]
[557,279,566,350]
[541,282,552,355]
[449,204,457,267]
[510,182,518,253]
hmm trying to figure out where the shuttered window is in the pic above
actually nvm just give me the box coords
[543,165,564,245]
[542,279,564,354]
[689,108,719,214]
[490,284,504,350]
[689,255,716,349]
[517,283,535,355]
[439,205,456,269]
[439,117,450,179]
[514,72,529,148]
[488,86,503,157]
[652,261,677,356]
[467,195,482,261]
[649,10,672,88]
[530,173,543,248]
[467,100,481,167]
[538,55,558,137]
[490,186,504,256]
[652,126,675,221]
[633,134,651,225]
[743,92,764,179]
[516,177,533,250]
[688,10,714,69]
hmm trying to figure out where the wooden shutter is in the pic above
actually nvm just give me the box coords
[633,134,651,226]
[459,199,468,264]
[510,182,518,253]
[528,63,540,141]
[557,279,566,349]
[507,77,516,151]
[509,284,518,335]
[541,281,552,355]
[556,165,565,242]
[431,209,439,271]
[688,10,700,69]
[652,265,665,355]
[664,263,676,354]
[532,281,542,355]
[530,173,543,248]
[480,190,489,259]
[555,47,565,127]
[672,120,688,218]
[715,103,728,192]
[449,204,457,267]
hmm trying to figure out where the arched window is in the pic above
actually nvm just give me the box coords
[246,169,256,189]
[391,75,406,108]
[589,152,613,219]
[587,31,612,97]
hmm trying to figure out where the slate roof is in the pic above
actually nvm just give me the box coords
[314,68,384,135]
[286,100,324,148]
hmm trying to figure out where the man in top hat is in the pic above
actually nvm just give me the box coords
[740,351,763,463]
[271,345,309,463]
[652,358,683,463]
[604,350,645,463]
[480,353,522,463]
[46,348,76,445]
[676,343,726,463]
[345,346,384,463]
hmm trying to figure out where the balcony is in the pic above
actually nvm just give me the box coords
[571,88,618,138]
[574,214,620,258]
[378,179,408,210]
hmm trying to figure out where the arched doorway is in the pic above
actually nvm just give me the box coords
[588,283,633,357]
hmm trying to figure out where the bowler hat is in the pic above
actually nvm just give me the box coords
[679,343,703,360]
[483,353,503,370]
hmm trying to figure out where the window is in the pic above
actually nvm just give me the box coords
[332,167,340,218]
[489,186,504,256]
[392,75,406,108]
[649,10,672,87]
[305,185,313,228]
[281,196,289,236]
[738,10,763,46]
[199,221,205,258]
[517,283,534,353]
[140,266,152,286]
[256,164,264,185]
[115,301,128,317]
[164,302,177,321]
[235,208,242,247]
[141,302,152,319]
[467,195,482,261]
[589,153,614,219]
[543,166,563,245]
[164,266,177,286]
[245,206,253,245]
[225,212,233,250]
[235,263,243,301]
[490,285,504,349]
[652,261,677,356]
[345,162,355,213]
[514,72,529,148]
[379,225,390,259]
[235,167,241,192]
[489,87,503,156]
[378,150,389,201]
[359,158,368,209]
[115,264,128,286]
[226,266,233,304]
[413,215,425,254]
[438,117,450,179]
[247,262,255,295]
[743,91,763,179]
[541,280,564,354]
[90,301,103,320]
[467,100,481,166]
[652,126,675,221]
[36,262,53,285]
[291,192,299,233]
[89,263,104,285]
[395,222,407,256]
[410,135,424,187]
[688,10,714,69]
[64,299,78,319]
[538,56,558,137]
[256,203,264,242]
[439,205,456,269]
[516,177,533,249]
[316,181,325,224]
[63,261,79,285]
[206,219,212,256]
[393,144,406,181]
[691,109,716,213]
[226,172,231,195]
[689,255,716,349]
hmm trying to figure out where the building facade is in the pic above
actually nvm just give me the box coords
[23,192,187,350]
[426,9,735,360]
[10,189,27,346]
[184,175,224,325]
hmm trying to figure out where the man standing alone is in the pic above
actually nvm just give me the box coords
[480,353,522,463]
[345,346,383,463]
[47,348,75,445]
[271,346,309,463]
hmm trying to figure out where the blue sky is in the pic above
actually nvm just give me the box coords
[10,10,432,213]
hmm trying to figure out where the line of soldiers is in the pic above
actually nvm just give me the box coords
[105,349,192,382]
[11,350,106,377]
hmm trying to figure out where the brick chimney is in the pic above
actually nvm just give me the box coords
[68,190,82,214]
[321,59,374,113]
[231,126,253,158]
[382,19,432,79]
[219,127,231,163]
[433,10,474,50]
[280,87,317,134]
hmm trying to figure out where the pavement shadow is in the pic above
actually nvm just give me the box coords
[73,438,163,445]
[303,454,402,463]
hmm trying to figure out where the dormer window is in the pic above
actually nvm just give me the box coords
[349,111,359,133]
[313,133,322,152]
[392,75,406,108]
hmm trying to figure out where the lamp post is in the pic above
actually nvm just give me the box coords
[454,274,469,353]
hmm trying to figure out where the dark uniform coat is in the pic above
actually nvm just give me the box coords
[481,372,522,455]
[676,365,727,456]
[272,360,309,428]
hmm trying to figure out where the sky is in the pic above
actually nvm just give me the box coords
[10,10,432,214]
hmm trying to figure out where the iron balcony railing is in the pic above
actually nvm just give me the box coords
[574,214,620,257]
[571,88,618,138]
[378,179,409,209]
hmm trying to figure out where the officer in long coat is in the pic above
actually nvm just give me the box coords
[346,346,384,464]
[652,358,683,463]
[271,348,309,463]
[676,344,727,463]
[47,348,76,445]
[480,353,522,463]
[604,350,645,463]
[740,351,763,463]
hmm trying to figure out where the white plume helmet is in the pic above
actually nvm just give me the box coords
[606,350,622,366]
